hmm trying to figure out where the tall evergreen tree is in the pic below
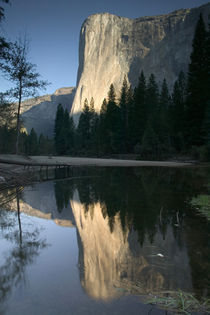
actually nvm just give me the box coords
[63,108,71,154]
[99,98,108,154]
[27,128,38,155]
[185,13,208,146]
[130,71,147,150]
[89,97,99,153]
[68,117,75,154]
[171,71,186,151]
[77,98,91,153]
[106,84,121,153]
[119,76,129,152]
[145,73,159,124]
[54,103,65,155]
[157,78,171,154]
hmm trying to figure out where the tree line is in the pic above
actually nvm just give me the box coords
[54,14,210,160]
[1,7,209,160]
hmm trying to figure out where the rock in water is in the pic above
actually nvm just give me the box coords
[71,3,210,125]
[21,87,76,137]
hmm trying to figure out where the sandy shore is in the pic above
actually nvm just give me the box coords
[0,154,194,169]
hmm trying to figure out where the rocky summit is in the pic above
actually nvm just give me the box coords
[71,2,210,125]
[21,87,75,137]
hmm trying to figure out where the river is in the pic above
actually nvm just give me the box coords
[0,166,209,314]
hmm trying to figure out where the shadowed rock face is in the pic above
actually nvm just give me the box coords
[71,190,192,301]
[21,87,76,137]
[71,3,210,124]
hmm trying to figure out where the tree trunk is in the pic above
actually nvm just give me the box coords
[16,85,22,155]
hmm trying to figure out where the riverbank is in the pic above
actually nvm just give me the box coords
[0,154,196,187]
[0,154,195,168]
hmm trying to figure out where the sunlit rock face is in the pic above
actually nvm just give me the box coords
[21,87,75,137]
[71,3,209,124]
[71,190,192,300]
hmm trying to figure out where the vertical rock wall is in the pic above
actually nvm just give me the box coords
[71,3,210,124]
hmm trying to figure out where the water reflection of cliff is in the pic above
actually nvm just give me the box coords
[6,181,75,227]
[71,191,192,300]
[70,167,209,300]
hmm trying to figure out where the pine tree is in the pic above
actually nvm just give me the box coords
[38,133,46,155]
[145,73,159,118]
[63,109,71,154]
[126,85,134,152]
[68,117,75,155]
[54,104,65,155]
[119,76,129,152]
[129,71,147,150]
[157,78,172,155]
[106,84,121,153]
[89,97,99,154]
[171,71,186,151]
[185,13,208,146]
[99,98,108,154]
[27,128,38,155]
[141,123,159,159]
[77,98,91,153]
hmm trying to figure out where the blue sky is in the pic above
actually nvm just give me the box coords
[1,0,209,95]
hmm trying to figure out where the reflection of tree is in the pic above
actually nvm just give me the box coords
[74,167,206,244]
[54,179,75,212]
[0,190,47,313]
[71,167,209,300]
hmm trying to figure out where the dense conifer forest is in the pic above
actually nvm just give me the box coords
[1,14,210,160]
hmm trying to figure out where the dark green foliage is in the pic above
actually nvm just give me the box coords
[141,123,159,159]
[89,98,99,154]
[54,104,65,154]
[77,98,91,153]
[185,14,208,146]
[171,71,186,151]
[156,78,172,155]
[129,71,146,149]
[26,128,38,155]
[38,134,53,155]
[54,103,75,155]
[105,84,122,153]
[145,73,159,120]
[119,76,130,152]
[99,98,109,154]
[0,126,16,153]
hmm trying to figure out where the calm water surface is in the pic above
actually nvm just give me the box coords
[0,167,209,314]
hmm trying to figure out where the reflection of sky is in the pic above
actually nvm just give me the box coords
[0,211,158,315]
[1,0,208,95]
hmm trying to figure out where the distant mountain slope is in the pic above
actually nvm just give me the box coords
[21,87,76,137]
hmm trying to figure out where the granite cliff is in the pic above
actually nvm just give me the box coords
[21,87,75,137]
[71,3,210,124]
